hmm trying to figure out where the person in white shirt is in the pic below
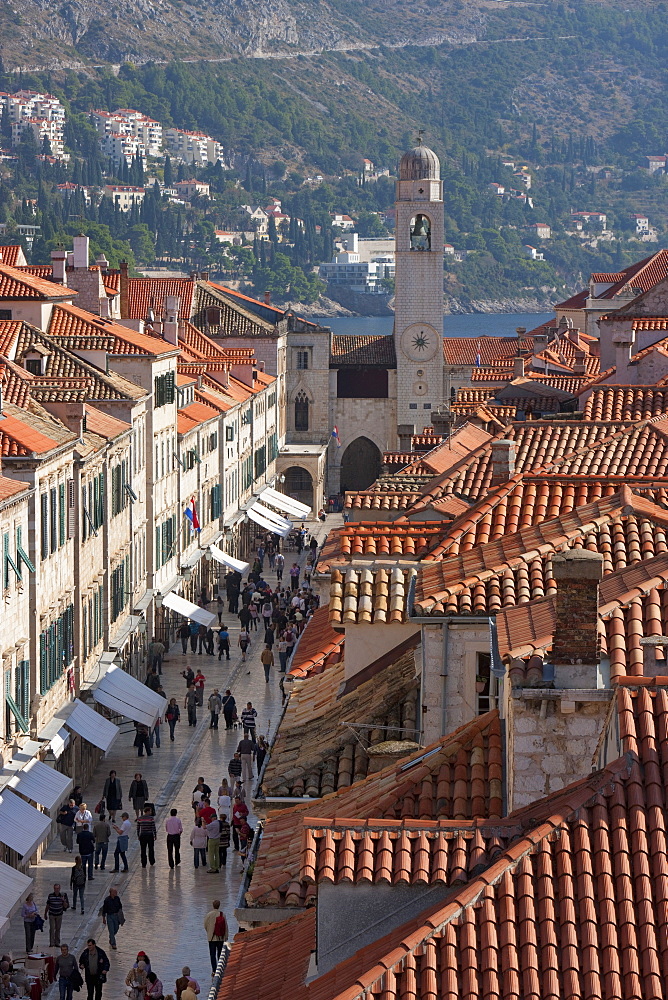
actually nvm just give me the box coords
[165,808,184,868]
[112,813,131,872]
[217,792,231,821]
[74,803,93,832]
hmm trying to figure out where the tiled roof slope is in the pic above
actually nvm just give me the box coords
[330,334,396,367]
[248,713,503,909]
[318,523,445,570]
[288,605,344,679]
[48,304,177,357]
[126,276,195,319]
[441,334,533,366]
[0,246,24,267]
[557,248,668,308]
[329,566,415,625]
[0,263,72,300]
[194,283,277,337]
[261,648,419,798]
[584,385,668,421]
[0,403,75,457]
[395,425,493,477]
[344,490,421,513]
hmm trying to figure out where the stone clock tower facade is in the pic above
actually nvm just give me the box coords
[394,139,445,439]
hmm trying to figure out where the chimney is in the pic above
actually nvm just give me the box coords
[99,296,111,319]
[200,270,209,281]
[612,331,633,382]
[490,439,515,487]
[639,635,668,676]
[119,262,129,319]
[264,291,271,305]
[551,549,603,688]
[573,350,587,376]
[220,368,230,388]
[366,740,420,774]
[95,252,109,271]
[163,295,180,345]
[51,248,67,285]
[513,355,525,378]
[72,233,90,270]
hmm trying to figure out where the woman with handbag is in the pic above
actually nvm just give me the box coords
[125,960,147,1000]
[21,893,39,952]
[102,770,122,821]
[165,699,180,741]
[70,856,86,914]
[145,972,163,1000]
[129,774,149,820]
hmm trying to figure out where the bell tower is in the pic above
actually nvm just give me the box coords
[393,136,445,440]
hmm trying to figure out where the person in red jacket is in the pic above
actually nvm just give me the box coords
[231,796,248,853]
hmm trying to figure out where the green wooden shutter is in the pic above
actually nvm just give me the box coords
[16,526,35,573]
[41,493,49,559]
[58,483,66,547]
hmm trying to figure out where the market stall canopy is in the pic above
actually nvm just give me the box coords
[0,789,52,861]
[247,505,291,538]
[262,486,311,518]
[0,858,32,924]
[65,699,118,752]
[7,758,73,813]
[209,545,249,574]
[252,501,292,530]
[161,591,216,627]
[93,664,167,728]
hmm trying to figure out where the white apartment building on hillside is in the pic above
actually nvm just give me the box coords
[164,127,223,166]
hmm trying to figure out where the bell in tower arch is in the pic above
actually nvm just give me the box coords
[410,213,431,251]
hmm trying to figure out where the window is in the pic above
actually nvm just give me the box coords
[242,454,253,491]
[3,532,19,590]
[296,350,309,370]
[409,403,418,410]
[206,307,221,326]
[154,371,175,407]
[0,309,11,321]
[58,483,66,546]
[210,484,222,520]
[423,403,432,410]
[155,514,177,569]
[225,426,234,442]
[40,493,48,559]
[268,431,278,463]
[254,445,266,479]
[294,391,309,431]
[268,390,276,409]
[25,358,41,375]
[15,660,29,727]
[49,488,57,554]
[111,460,129,517]
[82,472,105,540]
[208,431,218,452]
[110,557,129,622]
[39,605,74,693]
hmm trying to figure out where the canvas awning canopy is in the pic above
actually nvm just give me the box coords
[247,505,291,538]
[93,664,166,728]
[262,486,311,517]
[0,858,32,922]
[65,699,118,752]
[161,591,216,627]
[209,545,248,574]
[0,790,52,861]
[7,758,73,813]
[252,501,292,530]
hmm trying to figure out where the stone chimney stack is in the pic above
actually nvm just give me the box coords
[612,330,633,382]
[72,233,90,270]
[51,248,67,285]
[551,549,603,687]
[490,439,516,487]
[513,355,525,378]
[573,350,587,375]
[639,635,668,676]
[163,296,180,346]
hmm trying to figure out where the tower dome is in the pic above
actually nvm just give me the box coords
[399,138,440,181]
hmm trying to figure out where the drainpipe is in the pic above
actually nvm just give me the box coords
[441,620,450,739]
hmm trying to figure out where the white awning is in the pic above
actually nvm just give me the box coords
[0,789,52,860]
[49,727,70,759]
[209,545,248,574]
[262,486,311,517]
[252,502,292,531]
[93,664,166,728]
[65,699,118,752]
[247,505,291,538]
[0,859,32,920]
[109,615,141,651]
[133,589,153,613]
[7,759,73,813]
[161,591,216,627]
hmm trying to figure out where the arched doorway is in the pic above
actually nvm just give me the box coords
[284,466,314,510]
[340,437,382,493]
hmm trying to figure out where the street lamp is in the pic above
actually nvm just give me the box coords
[154,592,163,608]
[137,618,148,636]
[182,566,193,582]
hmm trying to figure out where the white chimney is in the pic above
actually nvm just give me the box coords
[51,248,67,285]
[163,295,180,345]
[612,332,634,382]
[513,355,525,378]
[72,234,90,270]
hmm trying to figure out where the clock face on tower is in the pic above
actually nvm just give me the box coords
[400,323,440,362]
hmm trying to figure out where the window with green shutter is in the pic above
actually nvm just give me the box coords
[58,483,66,547]
[3,531,20,589]
[16,526,34,574]
[15,660,29,725]
[40,493,48,559]
[49,488,57,554]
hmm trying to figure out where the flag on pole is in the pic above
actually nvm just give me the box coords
[331,426,341,448]
[184,497,200,533]
[474,340,482,367]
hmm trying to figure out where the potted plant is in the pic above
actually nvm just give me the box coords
[475,675,486,693]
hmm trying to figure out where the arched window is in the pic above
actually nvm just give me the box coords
[294,391,309,431]
[409,214,431,251]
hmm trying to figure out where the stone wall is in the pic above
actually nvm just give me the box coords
[421,621,491,746]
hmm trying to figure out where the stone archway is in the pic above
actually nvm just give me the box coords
[284,466,314,509]
[340,437,382,493]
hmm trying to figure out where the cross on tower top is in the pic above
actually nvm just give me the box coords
[417,128,425,145]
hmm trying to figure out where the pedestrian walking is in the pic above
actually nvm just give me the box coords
[76,822,95,880]
[237,734,254,786]
[208,688,222,729]
[238,628,251,662]
[58,799,76,852]
[204,901,227,973]
[125,960,148,1000]
[179,621,190,654]
[241,702,257,739]
[165,808,183,868]
[137,806,157,868]
[260,645,274,683]
[181,665,195,688]
[74,802,93,833]
[217,625,230,661]
[144,667,160,692]
[205,627,215,655]
[112,813,131,872]
[146,972,164,1000]
[275,551,284,583]
[21,893,39,953]
[134,722,153,757]
[290,562,300,591]
[205,816,221,873]
[79,938,109,1000]
[255,735,269,774]
[93,811,111,871]
[221,689,236,729]
[185,684,198,726]
[216,594,224,624]
[228,752,242,785]
[197,624,207,655]
[189,621,199,654]
[101,887,124,950]
[190,818,207,869]
[219,816,231,867]
[165,698,180,740]
[147,637,165,674]
[277,633,289,673]
[55,944,78,1000]
[217,780,231,821]
[70,856,86,914]
[175,969,198,1000]
[149,714,161,749]
[231,796,249,852]
[102,771,122,821]
[192,776,212,807]
[129,774,149,819]
[239,819,253,859]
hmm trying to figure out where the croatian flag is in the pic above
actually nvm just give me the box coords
[331,426,341,448]
[184,497,200,533]
[475,341,482,367]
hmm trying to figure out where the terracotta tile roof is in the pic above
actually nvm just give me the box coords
[397,425,494,477]
[450,400,518,419]
[411,428,443,450]
[125,276,195,319]
[177,319,232,362]
[0,356,33,408]
[0,405,72,457]
[441,335,533,366]
[193,283,278,337]
[176,399,219,434]
[176,372,196,386]
[584,385,668,421]
[0,320,23,357]
[261,646,419,799]
[103,272,120,293]
[207,282,287,319]
[382,451,417,471]
[288,605,344,679]
[194,386,233,413]
[0,475,31,501]
[0,246,23,267]
[344,490,421,512]
[83,405,130,440]
[0,263,73,301]
[524,371,592,394]
[218,910,315,999]
[330,334,396,367]
[249,713,503,908]
[557,249,668,310]
[318,523,446,571]
[329,566,415,625]
[48,303,178,357]
[15,264,53,279]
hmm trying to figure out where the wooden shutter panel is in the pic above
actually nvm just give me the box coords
[67,479,76,538]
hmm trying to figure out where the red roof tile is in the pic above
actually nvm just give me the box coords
[288,605,344,679]
[48,303,178,357]
[441,335,533,366]
[0,246,24,267]
[0,263,73,301]
[125,276,195,319]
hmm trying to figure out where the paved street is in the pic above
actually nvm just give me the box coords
[4,519,335,997]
